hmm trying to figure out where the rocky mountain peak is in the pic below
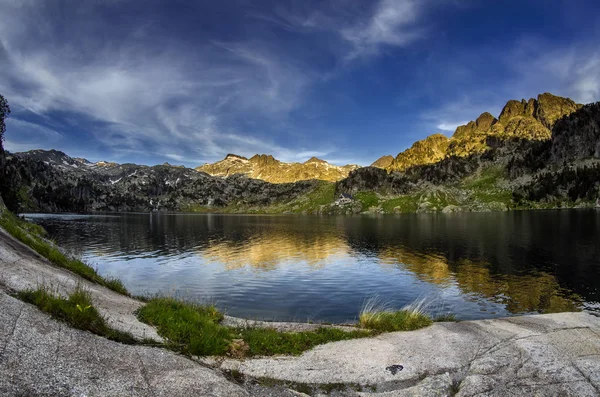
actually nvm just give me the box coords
[388,133,450,171]
[249,154,278,166]
[535,92,582,129]
[371,155,394,169]
[304,157,327,164]
[224,153,248,161]
[453,113,498,139]
[73,157,92,165]
[475,112,498,130]
[499,99,531,123]
[95,161,119,168]
[196,153,356,183]
[389,93,582,172]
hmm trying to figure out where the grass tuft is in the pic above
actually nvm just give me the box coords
[17,286,136,344]
[434,313,457,322]
[240,327,372,356]
[0,210,129,296]
[359,297,433,332]
[137,297,374,357]
[136,297,233,356]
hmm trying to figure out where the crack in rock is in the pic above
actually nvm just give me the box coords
[0,303,24,361]
[137,352,156,397]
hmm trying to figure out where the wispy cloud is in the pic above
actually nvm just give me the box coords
[421,94,504,136]
[0,1,326,165]
[260,0,434,62]
[339,0,426,60]
[418,37,600,137]
[4,1,596,168]
[507,39,600,104]
[436,121,468,132]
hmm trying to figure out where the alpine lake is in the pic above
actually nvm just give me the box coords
[24,210,600,323]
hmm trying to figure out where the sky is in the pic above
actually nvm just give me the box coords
[1,0,600,167]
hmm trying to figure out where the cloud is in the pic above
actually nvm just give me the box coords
[260,0,432,62]
[339,0,425,60]
[507,39,600,104]
[6,118,62,138]
[0,0,443,166]
[436,121,468,132]
[3,118,64,152]
[421,93,504,136]
[0,1,322,165]
[417,36,600,137]
[4,139,46,153]
[215,133,335,163]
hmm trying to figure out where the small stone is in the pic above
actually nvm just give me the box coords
[386,364,404,375]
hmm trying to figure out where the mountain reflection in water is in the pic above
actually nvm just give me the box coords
[25,211,598,323]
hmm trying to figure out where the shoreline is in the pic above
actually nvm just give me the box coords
[19,202,600,218]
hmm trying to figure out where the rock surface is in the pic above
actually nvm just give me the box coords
[0,291,248,397]
[388,134,450,172]
[551,102,600,163]
[0,225,162,341]
[370,155,394,169]
[221,312,600,396]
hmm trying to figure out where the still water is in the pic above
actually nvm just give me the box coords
[24,211,600,323]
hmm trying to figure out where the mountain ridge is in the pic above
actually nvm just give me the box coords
[195,153,359,183]
[377,93,582,172]
[1,92,598,215]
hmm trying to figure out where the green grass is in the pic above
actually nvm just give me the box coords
[463,166,506,190]
[240,327,372,356]
[210,181,337,214]
[137,297,375,357]
[275,182,336,213]
[136,297,232,356]
[461,166,514,208]
[381,195,420,213]
[380,189,461,213]
[434,314,457,322]
[471,190,513,205]
[0,210,129,296]
[354,191,380,211]
[18,286,136,344]
[423,190,460,209]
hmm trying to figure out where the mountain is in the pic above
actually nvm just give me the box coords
[370,155,394,169]
[336,100,600,213]
[195,154,358,183]
[0,150,319,213]
[1,93,598,215]
[387,93,582,172]
[389,134,450,171]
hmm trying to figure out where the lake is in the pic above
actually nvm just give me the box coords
[24,210,600,323]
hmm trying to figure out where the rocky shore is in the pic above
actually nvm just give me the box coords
[1,225,600,396]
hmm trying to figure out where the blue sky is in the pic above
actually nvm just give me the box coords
[1,0,599,167]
